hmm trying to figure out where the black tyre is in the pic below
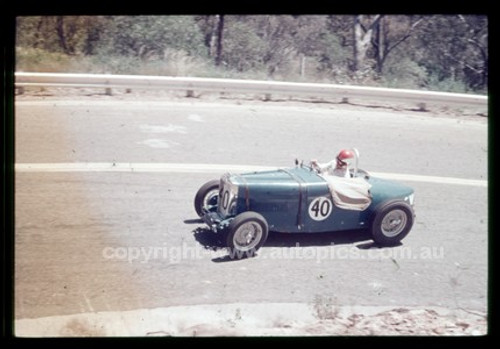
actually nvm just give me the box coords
[194,179,220,217]
[370,201,414,246]
[226,212,269,259]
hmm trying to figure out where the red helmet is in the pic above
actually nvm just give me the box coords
[336,149,355,166]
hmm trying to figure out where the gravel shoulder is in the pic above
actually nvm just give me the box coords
[14,86,488,122]
[15,302,487,337]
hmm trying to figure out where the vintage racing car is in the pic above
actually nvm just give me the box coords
[194,150,415,258]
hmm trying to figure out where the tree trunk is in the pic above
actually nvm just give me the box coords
[33,17,46,49]
[215,15,224,66]
[352,15,381,72]
[209,16,218,57]
[374,17,385,74]
[83,18,101,56]
[56,16,71,54]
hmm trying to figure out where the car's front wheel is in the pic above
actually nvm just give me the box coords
[370,201,414,246]
[226,212,269,259]
[194,179,220,217]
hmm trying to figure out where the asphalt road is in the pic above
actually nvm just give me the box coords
[14,95,488,321]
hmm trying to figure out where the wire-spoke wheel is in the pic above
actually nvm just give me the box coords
[381,209,408,237]
[227,212,268,259]
[371,201,414,246]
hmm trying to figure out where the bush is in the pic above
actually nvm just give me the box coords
[16,47,75,72]
[424,74,469,93]
[16,46,213,77]
[381,55,428,89]
[316,32,352,82]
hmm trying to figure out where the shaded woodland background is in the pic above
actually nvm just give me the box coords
[16,15,487,93]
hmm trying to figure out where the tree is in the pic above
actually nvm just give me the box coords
[252,15,298,76]
[352,15,381,72]
[212,15,225,66]
[15,15,487,92]
[17,16,110,55]
[456,15,488,89]
[371,15,424,74]
[54,16,101,55]
[218,17,266,72]
[199,15,225,66]
[414,15,487,91]
[105,16,205,59]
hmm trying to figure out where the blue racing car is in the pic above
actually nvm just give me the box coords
[194,150,415,258]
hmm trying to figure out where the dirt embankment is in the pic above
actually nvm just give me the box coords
[15,303,487,337]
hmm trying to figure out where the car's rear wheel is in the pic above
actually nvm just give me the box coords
[226,212,268,259]
[194,179,220,217]
[370,201,414,246]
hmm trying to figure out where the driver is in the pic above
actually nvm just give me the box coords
[311,149,355,178]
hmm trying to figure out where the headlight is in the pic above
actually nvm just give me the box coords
[228,199,238,216]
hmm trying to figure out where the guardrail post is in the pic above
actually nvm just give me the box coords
[105,87,112,96]
[417,102,427,111]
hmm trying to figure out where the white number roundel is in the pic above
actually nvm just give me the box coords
[308,197,333,221]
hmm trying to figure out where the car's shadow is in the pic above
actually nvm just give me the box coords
[191,226,226,251]
[191,225,373,248]
[189,221,391,262]
[265,229,372,248]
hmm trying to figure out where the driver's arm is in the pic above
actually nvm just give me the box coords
[311,159,334,173]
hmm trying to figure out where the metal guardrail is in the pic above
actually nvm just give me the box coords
[15,72,487,110]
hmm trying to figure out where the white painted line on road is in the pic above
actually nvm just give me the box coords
[15,162,487,187]
[369,172,487,187]
[15,162,273,174]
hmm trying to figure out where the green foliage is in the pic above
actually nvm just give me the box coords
[16,47,77,72]
[16,16,108,55]
[16,17,59,51]
[381,52,428,89]
[219,18,267,72]
[15,15,487,93]
[99,16,206,59]
[410,15,487,92]
[315,32,354,83]
[425,75,469,93]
